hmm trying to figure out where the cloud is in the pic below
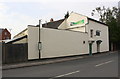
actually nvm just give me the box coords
[0,0,119,3]
[0,3,38,37]
[0,3,8,12]
[0,1,118,38]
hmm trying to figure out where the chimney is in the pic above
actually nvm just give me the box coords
[64,11,69,19]
[50,18,54,22]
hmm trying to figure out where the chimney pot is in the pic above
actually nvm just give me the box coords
[50,18,54,22]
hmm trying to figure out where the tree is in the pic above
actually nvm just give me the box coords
[91,6,120,50]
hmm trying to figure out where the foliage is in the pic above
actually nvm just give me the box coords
[91,6,120,43]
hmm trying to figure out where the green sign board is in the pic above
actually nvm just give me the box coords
[70,19,84,26]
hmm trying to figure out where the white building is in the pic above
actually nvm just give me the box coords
[14,12,109,60]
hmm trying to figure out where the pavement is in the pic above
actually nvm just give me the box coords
[2,51,118,70]
[2,51,118,77]
[3,54,87,70]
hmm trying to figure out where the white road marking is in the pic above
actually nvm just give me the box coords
[50,70,80,79]
[95,60,114,67]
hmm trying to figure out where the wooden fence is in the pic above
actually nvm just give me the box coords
[2,43,28,64]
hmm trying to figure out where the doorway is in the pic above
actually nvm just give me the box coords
[97,43,100,53]
[96,40,102,53]
[89,43,92,55]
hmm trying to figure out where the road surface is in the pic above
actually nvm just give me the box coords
[2,52,118,78]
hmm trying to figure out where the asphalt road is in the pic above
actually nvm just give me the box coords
[2,52,118,78]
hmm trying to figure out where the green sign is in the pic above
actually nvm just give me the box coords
[70,19,84,26]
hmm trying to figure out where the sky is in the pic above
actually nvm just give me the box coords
[0,0,119,38]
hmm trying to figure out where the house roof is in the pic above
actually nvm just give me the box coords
[0,28,11,35]
[13,28,27,38]
[41,19,65,29]
[14,13,108,37]
[88,18,108,26]
[70,12,108,26]
[40,17,107,29]
[5,35,27,44]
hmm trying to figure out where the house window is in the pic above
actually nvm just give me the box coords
[83,41,85,44]
[96,30,101,36]
[5,32,7,35]
[5,37,9,40]
[90,29,93,38]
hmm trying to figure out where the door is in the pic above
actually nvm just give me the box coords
[97,43,100,53]
[89,43,92,55]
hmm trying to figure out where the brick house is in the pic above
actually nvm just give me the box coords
[0,28,11,40]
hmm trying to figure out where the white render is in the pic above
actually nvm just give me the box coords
[58,12,109,53]
[28,26,39,59]
[87,20,109,53]
[58,12,88,30]
[28,27,89,59]
[28,12,109,60]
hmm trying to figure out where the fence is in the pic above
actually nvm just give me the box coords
[2,43,28,64]
[0,42,2,66]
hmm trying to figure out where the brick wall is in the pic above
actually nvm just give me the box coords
[0,29,11,40]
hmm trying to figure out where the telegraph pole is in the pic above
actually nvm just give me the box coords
[38,19,41,59]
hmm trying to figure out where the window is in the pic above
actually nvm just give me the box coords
[96,30,101,36]
[90,29,93,38]
[5,37,9,40]
[5,32,7,35]
[83,41,85,44]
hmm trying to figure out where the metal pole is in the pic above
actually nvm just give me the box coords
[39,20,41,59]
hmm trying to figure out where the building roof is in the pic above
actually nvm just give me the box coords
[70,12,108,26]
[0,28,11,35]
[14,13,108,37]
[88,18,108,26]
[5,35,27,44]
[41,19,65,29]
[13,28,27,38]
[40,17,107,29]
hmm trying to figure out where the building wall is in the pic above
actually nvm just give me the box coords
[28,27,39,59]
[28,21,109,60]
[58,12,109,53]
[28,26,89,59]
[69,26,85,32]
[0,29,11,40]
[58,12,87,32]
[0,34,2,40]
[87,20,109,53]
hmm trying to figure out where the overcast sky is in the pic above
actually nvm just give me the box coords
[0,0,119,38]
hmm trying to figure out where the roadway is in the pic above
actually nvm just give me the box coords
[2,52,118,78]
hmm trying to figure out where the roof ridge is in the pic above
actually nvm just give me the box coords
[43,18,65,24]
